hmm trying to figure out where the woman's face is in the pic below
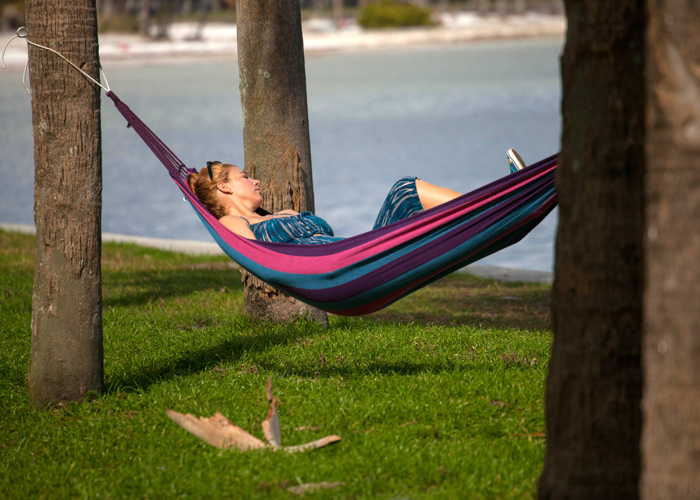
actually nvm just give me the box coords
[223,166,263,208]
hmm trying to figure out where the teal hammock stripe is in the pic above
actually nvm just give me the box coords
[107,90,557,316]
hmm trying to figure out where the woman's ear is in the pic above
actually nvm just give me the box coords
[217,181,233,194]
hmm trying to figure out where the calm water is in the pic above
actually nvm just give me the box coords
[0,38,563,271]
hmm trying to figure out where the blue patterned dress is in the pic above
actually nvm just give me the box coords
[248,177,423,244]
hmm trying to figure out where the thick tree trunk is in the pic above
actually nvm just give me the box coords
[236,0,328,325]
[642,1,700,497]
[26,0,103,407]
[540,1,645,498]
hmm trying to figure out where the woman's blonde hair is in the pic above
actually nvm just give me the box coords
[187,162,236,219]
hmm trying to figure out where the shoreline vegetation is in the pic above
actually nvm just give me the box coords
[0,12,565,68]
[1,229,551,498]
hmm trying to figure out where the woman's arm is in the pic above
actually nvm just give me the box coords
[219,215,257,240]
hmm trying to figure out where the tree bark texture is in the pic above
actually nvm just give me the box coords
[26,0,103,407]
[237,0,328,325]
[540,2,645,498]
[642,1,700,498]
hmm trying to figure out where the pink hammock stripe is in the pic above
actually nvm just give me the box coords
[106,90,558,315]
[308,192,557,316]
[173,162,556,275]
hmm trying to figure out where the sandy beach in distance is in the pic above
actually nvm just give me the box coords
[1,12,565,67]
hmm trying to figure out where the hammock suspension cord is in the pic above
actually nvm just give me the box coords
[2,27,110,95]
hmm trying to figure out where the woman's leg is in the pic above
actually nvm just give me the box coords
[415,179,462,211]
[372,177,463,230]
[372,177,424,230]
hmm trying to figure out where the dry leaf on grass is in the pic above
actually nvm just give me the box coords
[166,377,341,453]
[287,481,345,496]
[165,410,265,450]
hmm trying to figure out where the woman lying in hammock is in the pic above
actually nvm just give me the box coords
[187,150,527,244]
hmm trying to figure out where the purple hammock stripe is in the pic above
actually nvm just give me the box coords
[108,91,555,272]
[249,155,557,258]
[171,159,557,275]
[106,90,558,315]
[328,186,557,316]
[282,183,557,306]
[337,200,556,315]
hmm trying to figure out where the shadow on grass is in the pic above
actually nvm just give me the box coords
[364,275,552,331]
[105,319,316,393]
[107,348,473,395]
[102,267,549,393]
[103,267,244,308]
[105,319,500,394]
[264,361,503,380]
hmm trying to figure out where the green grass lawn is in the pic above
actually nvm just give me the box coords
[0,230,552,499]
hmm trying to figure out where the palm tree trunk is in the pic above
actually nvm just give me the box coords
[236,0,328,325]
[540,1,645,498]
[25,0,103,407]
[641,1,700,496]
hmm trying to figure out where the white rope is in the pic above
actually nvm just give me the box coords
[1,27,110,95]
[0,26,25,68]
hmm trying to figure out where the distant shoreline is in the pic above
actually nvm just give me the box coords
[1,13,565,68]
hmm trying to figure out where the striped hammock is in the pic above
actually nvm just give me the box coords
[107,91,557,316]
